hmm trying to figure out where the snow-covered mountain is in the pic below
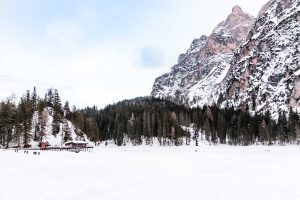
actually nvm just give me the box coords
[151,6,255,107]
[220,0,300,119]
[152,0,300,118]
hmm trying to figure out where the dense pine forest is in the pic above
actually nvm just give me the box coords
[83,97,300,146]
[1,88,300,148]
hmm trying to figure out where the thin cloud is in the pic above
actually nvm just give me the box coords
[138,46,165,68]
[0,0,266,108]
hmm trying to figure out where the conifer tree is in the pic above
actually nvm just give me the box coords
[20,91,33,147]
[63,101,71,119]
[63,120,72,143]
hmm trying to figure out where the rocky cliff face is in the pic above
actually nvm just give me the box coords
[221,0,300,119]
[151,6,255,106]
[152,0,300,119]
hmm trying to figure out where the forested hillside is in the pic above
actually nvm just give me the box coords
[1,89,300,147]
[82,97,300,146]
[0,87,96,148]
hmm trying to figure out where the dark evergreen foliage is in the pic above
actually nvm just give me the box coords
[0,88,87,147]
[1,89,300,147]
[79,97,300,146]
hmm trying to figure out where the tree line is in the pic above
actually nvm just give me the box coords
[0,87,97,148]
[1,89,300,147]
[82,97,300,146]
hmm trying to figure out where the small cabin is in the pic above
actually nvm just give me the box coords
[40,142,49,149]
[65,141,88,148]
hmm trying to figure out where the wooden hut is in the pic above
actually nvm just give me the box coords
[40,141,49,150]
[65,141,88,148]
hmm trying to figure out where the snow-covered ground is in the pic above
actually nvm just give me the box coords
[1,145,300,200]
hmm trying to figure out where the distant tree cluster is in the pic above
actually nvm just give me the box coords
[0,87,93,148]
[82,97,300,146]
[83,98,190,146]
[1,89,300,148]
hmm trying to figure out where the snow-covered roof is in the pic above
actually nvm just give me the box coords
[65,141,88,145]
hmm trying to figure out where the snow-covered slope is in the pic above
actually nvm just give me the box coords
[151,6,255,106]
[27,108,90,148]
[152,0,300,119]
[221,0,300,118]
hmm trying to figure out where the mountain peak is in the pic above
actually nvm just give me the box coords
[151,4,255,106]
[212,6,255,42]
[151,0,300,119]
[222,0,300,118]
[232,5,243,15]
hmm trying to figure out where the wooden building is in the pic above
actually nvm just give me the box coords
[65,141,88,148]
[40,141,49,150]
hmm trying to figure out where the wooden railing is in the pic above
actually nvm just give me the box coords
[5,146,94,152]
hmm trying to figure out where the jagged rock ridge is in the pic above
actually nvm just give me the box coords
[221,0,300,119]
[152,0,300,119]
[151,6,255,107]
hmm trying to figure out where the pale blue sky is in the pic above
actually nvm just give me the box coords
[0,0,266,108]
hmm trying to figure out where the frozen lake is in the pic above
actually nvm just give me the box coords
[1,145,300,200]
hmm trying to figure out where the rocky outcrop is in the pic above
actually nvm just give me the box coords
[221,0,300,119]
[152,0,300,119]
[151,6,255,106]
